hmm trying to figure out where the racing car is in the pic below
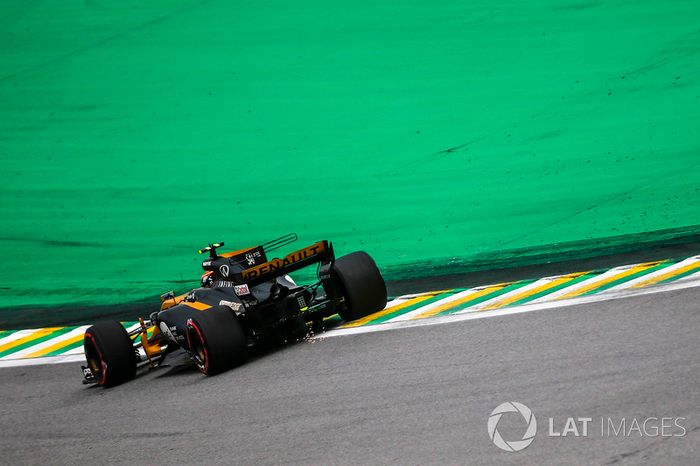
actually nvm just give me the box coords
[82,234,387,387]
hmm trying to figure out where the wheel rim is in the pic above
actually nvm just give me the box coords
[186,320,208,374]
[84,334,107,385]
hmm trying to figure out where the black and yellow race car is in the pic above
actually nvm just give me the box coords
[82,234,387,387]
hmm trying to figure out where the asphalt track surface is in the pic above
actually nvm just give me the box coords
[1,287,698,464]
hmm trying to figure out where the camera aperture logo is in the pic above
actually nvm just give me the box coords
[487,401,537,452]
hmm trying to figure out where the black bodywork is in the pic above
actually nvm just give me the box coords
[156,235,340,352]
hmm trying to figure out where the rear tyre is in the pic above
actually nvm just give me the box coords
[186,307,247,376]
[83,321,136,387]
[332,251,388,322]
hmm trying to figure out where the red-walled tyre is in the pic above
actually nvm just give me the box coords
[332,251,388,322]
[186,307,247,376]
[83,321,136,387]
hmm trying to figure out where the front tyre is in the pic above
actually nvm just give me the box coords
[186,307,247,376]
[83,321,136,387]
[332,251,388,322]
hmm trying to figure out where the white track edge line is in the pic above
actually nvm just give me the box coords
[316,277,700,339]
[0,353,85,368]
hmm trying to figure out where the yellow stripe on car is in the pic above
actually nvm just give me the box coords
[183,301,212,311]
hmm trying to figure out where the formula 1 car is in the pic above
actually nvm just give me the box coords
[82,234,387,387]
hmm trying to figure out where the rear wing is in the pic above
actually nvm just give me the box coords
[240,240,334,287]
[219,233,300,267]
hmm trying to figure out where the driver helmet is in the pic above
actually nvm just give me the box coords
[201,270,215,288]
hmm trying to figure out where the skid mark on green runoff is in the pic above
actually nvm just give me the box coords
[0,0,699,311]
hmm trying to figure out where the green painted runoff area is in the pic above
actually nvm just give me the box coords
[1,0,699,312]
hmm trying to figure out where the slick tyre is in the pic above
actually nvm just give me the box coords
[332,251,388,322]
[84,320,136,387]
[186,307,247,376]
